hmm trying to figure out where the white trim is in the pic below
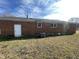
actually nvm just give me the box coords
[50,24,57,28]
[37,23,42,28]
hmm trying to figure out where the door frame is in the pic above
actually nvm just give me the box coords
[14,24,22,37]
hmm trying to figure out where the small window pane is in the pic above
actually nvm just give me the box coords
[37,23,42,28]
[50,24,57,28]
[53,24,57,28]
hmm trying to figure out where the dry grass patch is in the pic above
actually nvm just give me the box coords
[0,32,79,59]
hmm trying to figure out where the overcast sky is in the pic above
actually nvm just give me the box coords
[0,0,79,21]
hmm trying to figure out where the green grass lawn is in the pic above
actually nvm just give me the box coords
[0,32,79,59]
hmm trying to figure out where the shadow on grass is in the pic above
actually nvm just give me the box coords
[0,36,43,42]
[0,34,71,42]
[0,35,60,42]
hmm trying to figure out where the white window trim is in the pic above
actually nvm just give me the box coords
[37,23,42,28]
[50,24,57,28]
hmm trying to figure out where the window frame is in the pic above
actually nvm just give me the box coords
[37,23,42,28]
[49,23,57,28]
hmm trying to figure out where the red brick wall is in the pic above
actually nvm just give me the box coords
[35,22,64,33]
[0,20,64,36]
[0,20,36,36]
[67,23,76,34]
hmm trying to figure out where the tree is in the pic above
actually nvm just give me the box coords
[69,18,79,23]
[16,0,59,19]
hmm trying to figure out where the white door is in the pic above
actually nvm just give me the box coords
[14,24,22,37]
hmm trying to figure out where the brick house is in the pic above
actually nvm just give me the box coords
[0,17,76,37]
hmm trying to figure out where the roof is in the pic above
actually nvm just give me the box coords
[0,16,35,22]
[0,16,66,24]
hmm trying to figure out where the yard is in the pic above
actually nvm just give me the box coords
[0,31,79,59]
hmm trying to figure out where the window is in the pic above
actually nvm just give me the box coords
[50,24,57,28]
[37,23,42,28]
